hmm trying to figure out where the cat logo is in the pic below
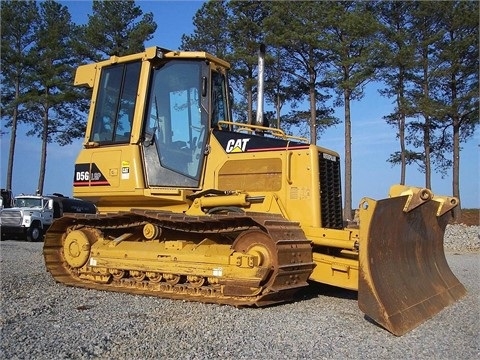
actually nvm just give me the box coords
[225,138,250,153]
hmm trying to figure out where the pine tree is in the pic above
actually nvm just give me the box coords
[0,0,39,191]
[377,2,417,185]
[81,0,157,60]
[262,44,305,130]
[407,2,448,189]
[266,1,336,143]
[323,1,383,221]
[181,0,230,58]
[225,1,271,124]
[22,0,87,194]
[434,0,479,217]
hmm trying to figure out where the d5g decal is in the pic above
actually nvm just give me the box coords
[74,163,110,186]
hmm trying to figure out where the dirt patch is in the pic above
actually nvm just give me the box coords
[452,208,479,226]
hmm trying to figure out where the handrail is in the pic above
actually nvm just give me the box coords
[217,121,309,143]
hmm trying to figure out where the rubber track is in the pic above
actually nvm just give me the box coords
[43,211,315,307]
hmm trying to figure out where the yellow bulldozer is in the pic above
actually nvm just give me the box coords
[43,46,466,336]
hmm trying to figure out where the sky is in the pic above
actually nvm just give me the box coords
[1,0,478,209]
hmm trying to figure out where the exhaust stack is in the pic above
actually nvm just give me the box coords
[256,44,266,126]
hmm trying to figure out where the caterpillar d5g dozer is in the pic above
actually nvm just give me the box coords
[43,46,466,336]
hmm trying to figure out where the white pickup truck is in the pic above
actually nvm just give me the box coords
[0,193,96,242]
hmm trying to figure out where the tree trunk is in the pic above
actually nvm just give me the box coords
[452,114,461,217]
[343,89,352,221]
[247,87,253,125]
[451,68,461,220]
[421,55,431,189]
[6,78,20,190]
[37,109,49,195]
[395,93,407,185]
[399,112,406,185]
[309,74,317,145]
[398,68,406,185]
[424,118,431,189]
[276,93,281,129]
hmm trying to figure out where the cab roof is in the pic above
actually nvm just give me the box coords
[75,46,230,88]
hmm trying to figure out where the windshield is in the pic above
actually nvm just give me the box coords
[141,59,231,188]
[144,61,207,180]
[14,198,43,208]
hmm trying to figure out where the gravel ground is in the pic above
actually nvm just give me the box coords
[0,225,478,360]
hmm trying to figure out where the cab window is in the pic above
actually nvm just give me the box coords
[145,61,207,179]
[91,62,141,143]
[211,71,228,128]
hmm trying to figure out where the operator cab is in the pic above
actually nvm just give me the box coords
[86,48,232,189]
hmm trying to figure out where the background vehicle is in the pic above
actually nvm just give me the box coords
[1,189,14,209]
[43,47,465,336]
[1,193,96,241]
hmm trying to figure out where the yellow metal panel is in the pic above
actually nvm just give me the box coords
[90,150,122,188]
[283,147,320,227]
[310,252,359,290]
[218,158,282,191]
[304,227,359,250]
[74,63,97,88]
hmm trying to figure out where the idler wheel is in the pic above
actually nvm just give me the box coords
[63,230,92,268]
[232,230,276,268]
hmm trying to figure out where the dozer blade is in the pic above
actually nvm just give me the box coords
[357,194,467,336]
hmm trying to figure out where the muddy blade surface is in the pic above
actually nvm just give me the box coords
[358,196,467,336]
